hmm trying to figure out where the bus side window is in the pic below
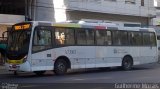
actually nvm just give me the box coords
[113,31,121,45]
[55,28,75,45]
[96,30,105,45]
[65,28,75,45]
[60,32,65,44]
[55,28,66,45]
[37,30,45,45]
[77,29,87,45]
[129,32,142,46]
[106,31,112,45]
[143,33,150,46]
[32,28,52,52]
[86,29,94,45]
[150,33,156,46]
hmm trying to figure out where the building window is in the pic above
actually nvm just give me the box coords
[125,0,136,4]
[141,0,144,6]
[124,23,141,27]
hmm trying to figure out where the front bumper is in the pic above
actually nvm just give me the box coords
[5,61,31,72]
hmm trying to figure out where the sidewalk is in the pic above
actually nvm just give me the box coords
[0,65,5,69]
[0,65,10,74]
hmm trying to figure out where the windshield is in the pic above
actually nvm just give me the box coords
[7,30,31,60]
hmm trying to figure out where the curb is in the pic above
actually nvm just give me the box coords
[0,65,11,74]
[0,65,5,69]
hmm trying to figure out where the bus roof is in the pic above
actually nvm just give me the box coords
[20,21,156,32]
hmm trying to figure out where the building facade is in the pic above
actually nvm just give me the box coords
[152,0,160,36]
[0,0,26,37]
[0,0,156,34]
[153,0,160,26]
[32,0,156,27]
[0,0,27,64]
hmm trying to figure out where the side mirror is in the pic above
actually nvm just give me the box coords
[158,47,160,50]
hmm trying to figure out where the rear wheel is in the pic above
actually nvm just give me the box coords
[54,59,68,75]
[99,67,111,71]
[34,71,45,76]
[122,56,133,71]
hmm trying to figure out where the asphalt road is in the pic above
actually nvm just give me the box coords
[1,63,160,89]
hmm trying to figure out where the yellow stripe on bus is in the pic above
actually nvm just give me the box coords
[7,60,23,64]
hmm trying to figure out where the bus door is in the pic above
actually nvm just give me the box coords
[31,26,53,70]
[140,32,157,63]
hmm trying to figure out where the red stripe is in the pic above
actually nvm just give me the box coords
[95,26,106,29]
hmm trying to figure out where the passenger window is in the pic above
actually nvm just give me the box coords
[150,33,156,46]
[120,31,128,45]
[106,31,112,45]
[55,28,66,45]
[86,30,95,45]
[96,30,106,45]
[129,32,142,46]
[76,29,95,45]
[96,30,112,45]
[55,28,75,45]
[113,31,121,45]
[32,27,52,52]
[77,29,87,45]
[143,33,150,46]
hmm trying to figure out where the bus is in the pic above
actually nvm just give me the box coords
[154,26,160,61]
[5,21,158,75]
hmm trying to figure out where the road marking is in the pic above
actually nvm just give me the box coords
[72,77,112,81]
[74,78,85,80]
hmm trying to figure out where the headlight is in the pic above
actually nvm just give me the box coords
[23,56,27,62]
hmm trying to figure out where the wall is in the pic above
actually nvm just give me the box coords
[0,25,8,37]
[67,11,149,26]
[64,0,156,17]
[34,0,55,21]
[0,14,25,37]
[0,14,25,25]
[33,0,155,25]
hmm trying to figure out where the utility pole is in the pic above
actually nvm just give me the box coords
[25,0,29,21]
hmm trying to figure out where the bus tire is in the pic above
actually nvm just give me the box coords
[34,71,45,76]
[122,56,133,71]
[99,67,111,71]
[54,59,68,75]
[14,71,18,75]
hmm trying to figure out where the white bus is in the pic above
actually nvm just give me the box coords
[5,21,158,75]
[154,27,160,61]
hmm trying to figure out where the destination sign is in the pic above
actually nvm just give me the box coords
[14,24,30,30]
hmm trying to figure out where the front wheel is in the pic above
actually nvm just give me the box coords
[122,56,133,71]
[54,59,68,75]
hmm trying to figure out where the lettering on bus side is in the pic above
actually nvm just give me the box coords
[65,50,77,54]
[114,49,127,54]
